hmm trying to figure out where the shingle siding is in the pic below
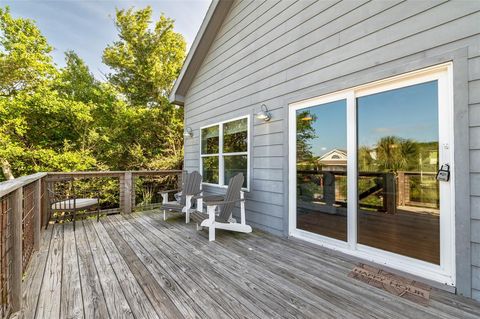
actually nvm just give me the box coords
[183,0,480,300]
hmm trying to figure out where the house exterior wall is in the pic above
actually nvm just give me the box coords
[182,0,480,299]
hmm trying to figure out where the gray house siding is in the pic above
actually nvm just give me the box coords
[182,0,480,298]
[471,52,480,300]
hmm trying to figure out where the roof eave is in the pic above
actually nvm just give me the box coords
[169,0,234,106]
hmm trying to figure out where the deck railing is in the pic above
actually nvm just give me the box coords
[297,170,439,214]
[0,170,182,318]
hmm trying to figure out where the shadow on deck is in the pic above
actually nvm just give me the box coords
[21,211,480,319]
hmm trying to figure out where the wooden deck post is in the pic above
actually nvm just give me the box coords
[397,171,405,206]
[323,171,336,206]
[34,179,42,250]
[41,179,48,228]
[123,172,133,214]
[383,173,397,214]
[9,187,23,312]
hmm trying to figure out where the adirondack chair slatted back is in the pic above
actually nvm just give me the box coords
[180,171,202,205]
[218,173,244,222]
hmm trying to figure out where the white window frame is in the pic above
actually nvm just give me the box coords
[288,62,455,286]
[200,115,250,191]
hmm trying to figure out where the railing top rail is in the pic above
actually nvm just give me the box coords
[0,173,47,198]
[1,170,185,197]
[47,170,183,176]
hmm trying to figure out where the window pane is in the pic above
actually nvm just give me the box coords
[296,99,347,242]
[223,118,248,153]
[357,80,440,264]
[202,156,219,184]
[224,155,247,188]
[201,126,219,154]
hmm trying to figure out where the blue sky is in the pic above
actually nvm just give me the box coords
[299,81,439,157]
[357,81,438,148]
[2,0,211,80]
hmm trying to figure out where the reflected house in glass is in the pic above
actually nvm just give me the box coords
[170,0,480,301]
[318,149,347,172]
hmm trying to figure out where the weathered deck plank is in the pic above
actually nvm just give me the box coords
[81,220,133,319]
[60,223,84,319]
[110,214,234,319]
[102,216,204,319]
[22,226,53,319]
[35,224,63,319]
[21,211,480,319]
[86,220,161,319]
[74,221,109,319]
[138,213,335,319]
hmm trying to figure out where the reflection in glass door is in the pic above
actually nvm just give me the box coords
[357,81,440,264]
[296,100,348,241]
[290,63,454,284]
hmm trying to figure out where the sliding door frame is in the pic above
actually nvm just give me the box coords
[288,62,455,286]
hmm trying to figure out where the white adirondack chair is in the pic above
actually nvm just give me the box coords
[191,173,252,241]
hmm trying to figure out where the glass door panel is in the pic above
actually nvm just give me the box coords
[296,99,348,241]
[357,81,440,264]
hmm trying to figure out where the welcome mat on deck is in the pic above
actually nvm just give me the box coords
[348,264,431,306]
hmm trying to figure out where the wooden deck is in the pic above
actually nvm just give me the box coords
[20,211,480,319]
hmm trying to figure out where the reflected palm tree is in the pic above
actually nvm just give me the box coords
[372,136,419,172]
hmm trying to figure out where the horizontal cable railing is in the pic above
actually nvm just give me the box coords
[0,170,182,318]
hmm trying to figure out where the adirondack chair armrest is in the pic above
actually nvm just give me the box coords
[192,194,223,200]
[159,189,182,204]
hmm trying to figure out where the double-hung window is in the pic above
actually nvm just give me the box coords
[200,116,249,189]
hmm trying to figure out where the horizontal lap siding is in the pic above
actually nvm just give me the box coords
[183,0,480,298]
[470,49,480,299]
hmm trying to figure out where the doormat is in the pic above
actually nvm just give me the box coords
[348,264,431,306]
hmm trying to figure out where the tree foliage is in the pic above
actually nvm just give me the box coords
[0,6,187,181]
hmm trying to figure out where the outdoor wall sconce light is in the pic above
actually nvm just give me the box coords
[183,127,193,138]
[256,104,271,122]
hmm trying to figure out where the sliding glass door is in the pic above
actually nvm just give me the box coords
[357,81,440,264]
[295,99,348,241]
[289,63,454,285]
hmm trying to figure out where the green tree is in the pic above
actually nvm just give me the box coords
[296,111,317,162]
[103,7,186,169]
[0,9,98,179]
[374,136,419,172]
[0,7,55,98]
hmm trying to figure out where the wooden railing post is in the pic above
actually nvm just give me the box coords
[34,179,42,250]
[397,171,405,206]
[123,172,132,214]
[383,173,397,214]
[323,171,336,206]
[9,187,23,312]
[41,178,48,228]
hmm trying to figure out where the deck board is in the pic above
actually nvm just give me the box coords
[81,220,133,319]
[60,223,83,319]
[22,226,53,319]
[99,217,183,319]
[87,220,161,319]
[35,224,63,319]
[20,211,480,319]
[75,219,109,319]
[112,214,234,319]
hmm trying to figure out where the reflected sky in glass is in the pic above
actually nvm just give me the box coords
[358,81,438,147]
[302,100,347,157]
